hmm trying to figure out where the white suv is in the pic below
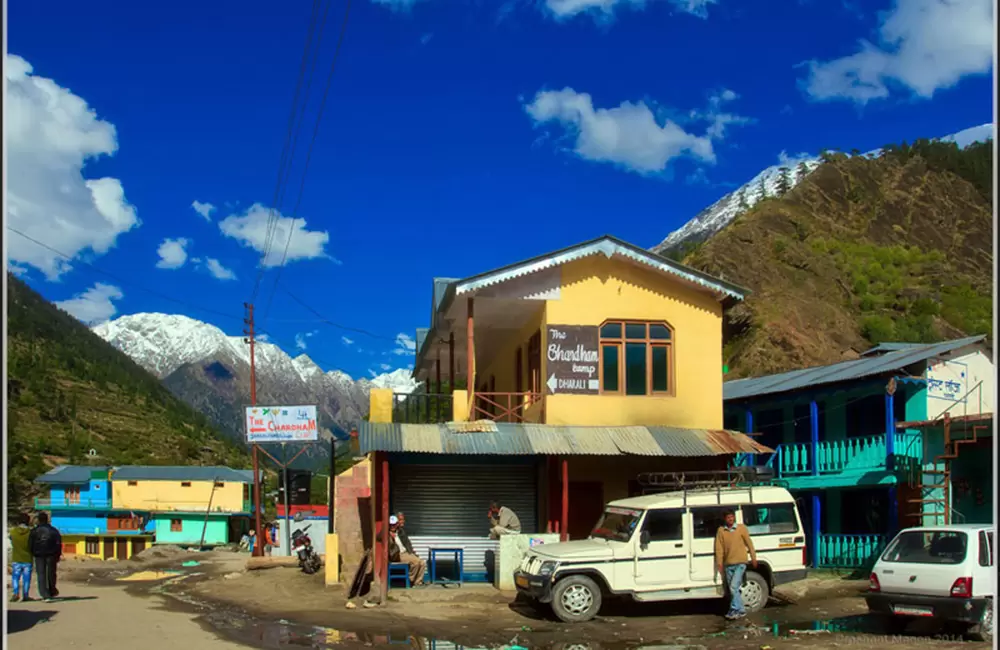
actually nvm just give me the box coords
[514,484,808,622]
[867,524,994,642]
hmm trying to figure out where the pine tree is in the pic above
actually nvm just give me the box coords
[757,176,768,200]
[796,161,810,181]
[776,166,791,195]
[737,188,749,211]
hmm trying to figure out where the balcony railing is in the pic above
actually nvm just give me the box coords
[392,393,453,424]
[35,498,110,509]
[818,534,885,569]
[471,392,542,423]
[768,431,922,477]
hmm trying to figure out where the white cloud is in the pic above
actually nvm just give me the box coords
[524,87,749,175]
[544,0,716,20]
[5,54,140,281]
[56,282,124,325]
[295,330,318,351]
[206,258,237,280]
[801,0,993,104]
[380,363,392,371]
[192,200,216,221]
[257,333,272,342]
[777,150,813,167]
[394,333,417,356]
[155,237,190,269]
[342,336,355,346]
[218,203,331,267]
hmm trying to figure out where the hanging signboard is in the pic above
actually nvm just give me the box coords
[245,405,319,443]
[927,358,967,402]
[545,325,600,395]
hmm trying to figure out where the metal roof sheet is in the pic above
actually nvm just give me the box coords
[860,342,925,357]
[109,466,255,483]
[724,336,986,402]
[358,422,771,457]
[35,465,109,484]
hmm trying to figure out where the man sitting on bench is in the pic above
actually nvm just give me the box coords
[488,502,521,539]
[390,513,426,586]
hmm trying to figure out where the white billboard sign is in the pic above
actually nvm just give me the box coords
[245,405,319,443]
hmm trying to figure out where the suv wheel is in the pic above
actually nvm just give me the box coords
[740,571,769,613]
[967,597,993,643]
[551,575,602,623]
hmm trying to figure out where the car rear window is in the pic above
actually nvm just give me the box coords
[882,530,968,565]
[742,504,799,535]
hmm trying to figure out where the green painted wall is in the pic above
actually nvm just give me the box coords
[153,515,229,546]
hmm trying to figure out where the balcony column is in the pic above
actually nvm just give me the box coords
[435,352,442,395]
[560,458,569,542]
[811,493,821,568]
[448,332,455,392]
[467,298,475,414]
[744,410,754,466]
[885,384,898,535]
[810,400,819,477]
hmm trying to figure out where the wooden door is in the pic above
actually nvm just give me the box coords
[567,481,605,541]
[116,538,128,560]
[132,538,146,555]
[103,538,114,560]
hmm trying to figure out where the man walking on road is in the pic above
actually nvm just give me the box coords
[714,509,757,620]
[8,512,34,602]
[29,512,62,602]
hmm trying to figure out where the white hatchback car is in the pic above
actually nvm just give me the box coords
[866,524,994,642]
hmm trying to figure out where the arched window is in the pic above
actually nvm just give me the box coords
[598,320,673,396]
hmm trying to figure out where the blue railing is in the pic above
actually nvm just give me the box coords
[818,534,885,569]
[35,497,111,509]
[768,431,922,477]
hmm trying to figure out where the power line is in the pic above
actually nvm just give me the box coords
[250,0,325,304]
[277,280,397,341]
[6,227,242,323]
[260,0,354,325]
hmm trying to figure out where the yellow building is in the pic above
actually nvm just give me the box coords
[350,236,771,588]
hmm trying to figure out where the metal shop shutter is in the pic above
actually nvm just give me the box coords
[391,463,538,537]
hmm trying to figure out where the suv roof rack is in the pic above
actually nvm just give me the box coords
[635,467,788,507]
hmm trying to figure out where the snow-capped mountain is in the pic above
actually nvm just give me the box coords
[92,313,419,455]
[652,123,994,257]
[652,156,822,255]
[93,313,418,393]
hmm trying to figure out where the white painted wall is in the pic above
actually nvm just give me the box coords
[925,346,994,419]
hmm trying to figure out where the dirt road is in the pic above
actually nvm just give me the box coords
[6,581,246,649]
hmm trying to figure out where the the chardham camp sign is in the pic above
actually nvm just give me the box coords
[245,405,319,443]
[546,325,600,395]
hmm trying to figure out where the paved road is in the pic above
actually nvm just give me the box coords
[6,581,245,649]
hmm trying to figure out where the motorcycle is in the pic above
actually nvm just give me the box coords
[291,524,322,575]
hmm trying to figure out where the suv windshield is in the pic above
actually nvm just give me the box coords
[591,506,642,542]
[882,530,968,565]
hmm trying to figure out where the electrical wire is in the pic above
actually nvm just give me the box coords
[250,0,325,304]
[277,280,397,341]
[259,0,354,325]
[7,227,243,324]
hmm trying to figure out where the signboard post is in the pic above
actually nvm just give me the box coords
[545,325,600,395]
[245,405,319,557]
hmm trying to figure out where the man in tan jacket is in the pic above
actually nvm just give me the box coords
[714,509,757,620]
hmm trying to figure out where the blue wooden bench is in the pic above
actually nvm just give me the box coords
[388,562,410,589]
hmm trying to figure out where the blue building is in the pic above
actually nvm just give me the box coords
[34,465,154,560]
[724,336,993,570]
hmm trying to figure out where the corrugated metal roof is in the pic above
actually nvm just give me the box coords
[358,422,771,457]
[860,342,926,357]
[110,466,255,483]
[35,465,109,484]
[724,336,986,402]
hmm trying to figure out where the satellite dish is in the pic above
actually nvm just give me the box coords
[87,449,98,457]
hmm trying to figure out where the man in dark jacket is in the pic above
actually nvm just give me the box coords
[391,512,426,585]
[29,512,62,601]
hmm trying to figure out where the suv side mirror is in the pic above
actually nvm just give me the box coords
[639,530,650,550]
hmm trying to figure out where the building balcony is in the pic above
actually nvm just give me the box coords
[390,391,543,424]
[35,498,111,510]
[121,502,250,514]
[760,431,921,487]
[392,392,454,424]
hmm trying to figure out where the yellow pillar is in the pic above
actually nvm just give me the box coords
[369,389,393,423]
[325,533,339,585]
[452,389,469,422]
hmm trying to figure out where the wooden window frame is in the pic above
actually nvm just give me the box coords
[170,519,183,532]
[127,481,138,486]
[598,319,674,397]
[181,482,192,487]
[66,486,82,504]
[214,482,225,488]
[85,537,100,554]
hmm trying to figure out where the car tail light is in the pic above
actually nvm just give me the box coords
[802,545,807,566]
[869,572,880,592]
[950,577,972,598]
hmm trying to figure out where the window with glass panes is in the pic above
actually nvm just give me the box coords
[599,321,673,396]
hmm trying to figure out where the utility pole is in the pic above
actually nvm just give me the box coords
[244,302,264,556]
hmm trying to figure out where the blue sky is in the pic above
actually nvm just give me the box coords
[6,0,994,379]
